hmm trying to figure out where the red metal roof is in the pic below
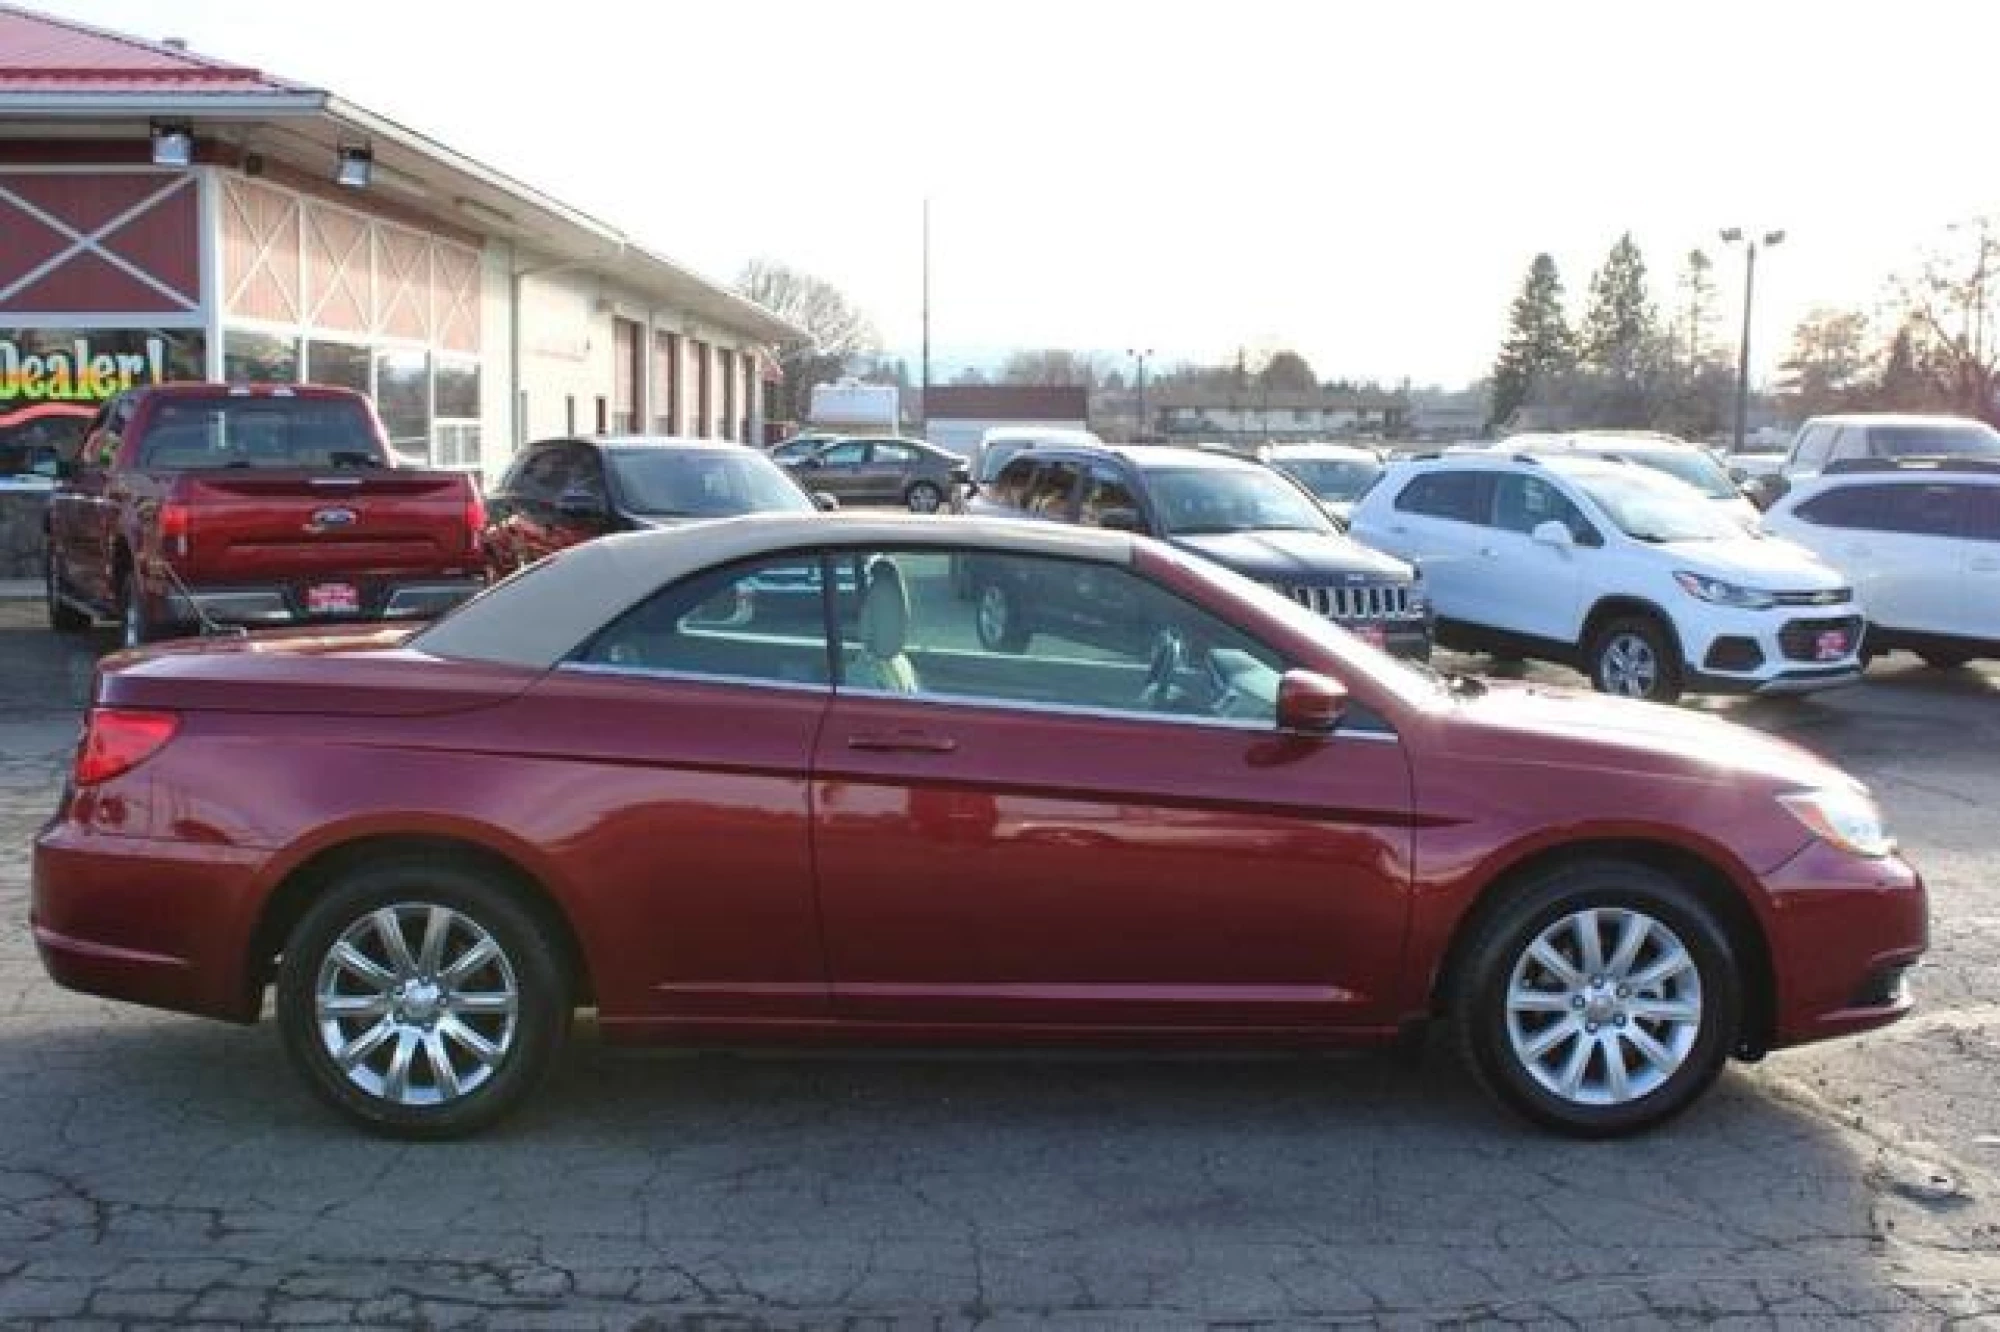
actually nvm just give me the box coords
[0,3,298,94]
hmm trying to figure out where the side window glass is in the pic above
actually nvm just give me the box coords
[1830,428,1867,461]
[1395,471,1488,523]
[563,445,607,504]
[874,443,915,465]
[1024,461,1081,519]
[1969,487,2000,541]
[1794,486,1873,529]
[575,553,833,686]
[1878,484,1965,537]
[1079,463,1140,528]
[1492,475,1588,537]
[514,448,572,503]
[833,549,1288,724]
[819,441,868,466]
[1793,427,1832,469]
[991,457,1038,509]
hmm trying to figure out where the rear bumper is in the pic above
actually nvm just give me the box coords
[163,577,482,627]
[1763,841,1928,1050]
[32,822,268,1023]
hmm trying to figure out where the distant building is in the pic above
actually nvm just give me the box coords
[1150,387,1407,445]
[919,385,1089,458]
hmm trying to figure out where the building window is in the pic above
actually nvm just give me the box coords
[613,318,641,433]
[307,340,370,394]
[693,340,711,437]
[719,348,736,441]
[0,329,205,411]
[653,330,680,435]
[434,358,481,470]
[374,349,429,466]
[223,330,300,383]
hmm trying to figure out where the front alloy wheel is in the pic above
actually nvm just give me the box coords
[277,860,568,1137]
[1455,860,1738,1137]
[1590,616,1682,703]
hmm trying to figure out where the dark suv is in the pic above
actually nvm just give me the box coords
[963,443,1431,657]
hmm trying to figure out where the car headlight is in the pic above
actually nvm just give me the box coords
[1779,787,1894,858]
[1674,571,1777,610]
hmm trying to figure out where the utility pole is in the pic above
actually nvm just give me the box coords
[1721,227,1785,452]
[1126,347,1153,443]
[920,197,931,437]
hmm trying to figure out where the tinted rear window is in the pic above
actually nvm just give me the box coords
[1868,423,2000,458]
[139,398,381,469]
[607,449,813,517]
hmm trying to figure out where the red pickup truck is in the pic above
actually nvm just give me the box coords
[45,384,486,647]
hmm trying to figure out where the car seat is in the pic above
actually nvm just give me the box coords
[853,558,919,693]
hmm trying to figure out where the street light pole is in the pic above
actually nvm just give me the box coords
[1126,347,1152,443]
[920,196,931,437]
[1721,227,1785,452]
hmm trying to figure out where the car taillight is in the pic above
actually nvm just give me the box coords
[159,501,192,557]
[74,708,179,786]
[465,490,486,553]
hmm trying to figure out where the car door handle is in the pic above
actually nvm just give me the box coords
[846,731,958,754]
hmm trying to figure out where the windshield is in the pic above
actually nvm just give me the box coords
[1569,468,1745,543]
[1148,466,1334,535]
[608,448,815,517]
[1617,449,1738,500]
[1871,423,2000,457]
[1270,456,1383,503]
[139,398,382,469]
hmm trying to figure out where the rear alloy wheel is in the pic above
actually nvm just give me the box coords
[1454,861,1739,1137]
[974,579,1030,653]
[1919,650,1974,670]
[906,481,944,514]
[44,556,89,632]
[276,860,568,1138]
[1588,616,1683,703]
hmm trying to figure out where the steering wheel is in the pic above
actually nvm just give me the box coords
[1142,628,1189,710]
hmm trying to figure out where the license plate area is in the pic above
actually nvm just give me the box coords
[306,582,360,615]
[1815,630,1848,660]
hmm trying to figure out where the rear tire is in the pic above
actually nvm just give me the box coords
[1919,650,1974,670]
[275,858,569,1139]
[44,556,89,632]
[1452,859,1740,1138]
[1587,615,1683,703]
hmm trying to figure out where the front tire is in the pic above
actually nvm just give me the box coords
[276,859,569,1139]
[1452,860,1740,1138]
[1919,650,1974,670]
[906,481,943,514]
[1587,615,1683,703]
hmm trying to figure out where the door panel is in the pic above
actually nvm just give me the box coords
[1468,475,1588,640]
[812,695,1414,1027]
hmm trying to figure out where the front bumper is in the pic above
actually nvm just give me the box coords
[1683,608,1866,695]
[1762,840,1928,1050]
[162,577,483,627]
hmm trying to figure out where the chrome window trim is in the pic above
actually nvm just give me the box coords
[833,682,1399,743]
[557,660,833,696]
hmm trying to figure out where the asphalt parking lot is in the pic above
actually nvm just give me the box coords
[1,597,1997,1328]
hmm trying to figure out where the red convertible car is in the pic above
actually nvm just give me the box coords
[33,515,1926,1138]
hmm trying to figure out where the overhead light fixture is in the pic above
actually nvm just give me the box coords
[335,144,373,189]
[149,120,193,168]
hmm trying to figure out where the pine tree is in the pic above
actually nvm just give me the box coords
[1489,254,1575,428]
[1581,233,1658,381]
[1675,249,1720,369]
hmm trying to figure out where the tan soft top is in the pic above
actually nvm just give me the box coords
[415,513,1137,669]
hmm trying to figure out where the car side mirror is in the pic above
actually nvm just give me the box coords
[1276,670,1348,734]
[813,491,840,511]
[1531,519,1574,548]
[1098,506,1145,533]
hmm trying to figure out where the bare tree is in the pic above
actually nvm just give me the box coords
[1894,217,2000,422]
[736,259,880,423]
[1778,308,1874,418]
[999,348,1106,387]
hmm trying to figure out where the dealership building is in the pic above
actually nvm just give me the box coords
[0,3,799,487]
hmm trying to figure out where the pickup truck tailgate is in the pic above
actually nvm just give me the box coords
[176,471,476,579]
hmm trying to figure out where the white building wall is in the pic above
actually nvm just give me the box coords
[476,241,516,487]
[925,416,1089,460]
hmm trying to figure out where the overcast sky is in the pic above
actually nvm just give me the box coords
[36,0,2000,385]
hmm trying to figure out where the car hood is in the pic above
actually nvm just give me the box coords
[1656,533,1843,588]
[1448,679,1848,787]
[1171,528,1412,581]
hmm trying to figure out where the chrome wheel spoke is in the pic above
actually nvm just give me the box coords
[1507,985,1572,1014]
[1528,939,1585,989]
[330,940,396,990]
[1628,947,1694,991]
[318,992,390,1020]
[1557,1029,1593,1097]
[416,906,451,976]
[1573,909,1605,977]
[1523,1016,1580,1061]
[424,1030,462,1100]
[1625,1021,1678,1070]
[336,1018,395,1070]
[449,990,515,1017]
[1605,912,1650,978]
[382,1028,420,1102]
[1627,997,1701,1024]
[1601,1031,1632,1101]
[441,937,500,986]
[371,908,420,979]
[440,1015,501,1066]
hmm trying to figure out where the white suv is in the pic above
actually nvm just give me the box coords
[1349,453,1865,702]
[1761,458,2000,669]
